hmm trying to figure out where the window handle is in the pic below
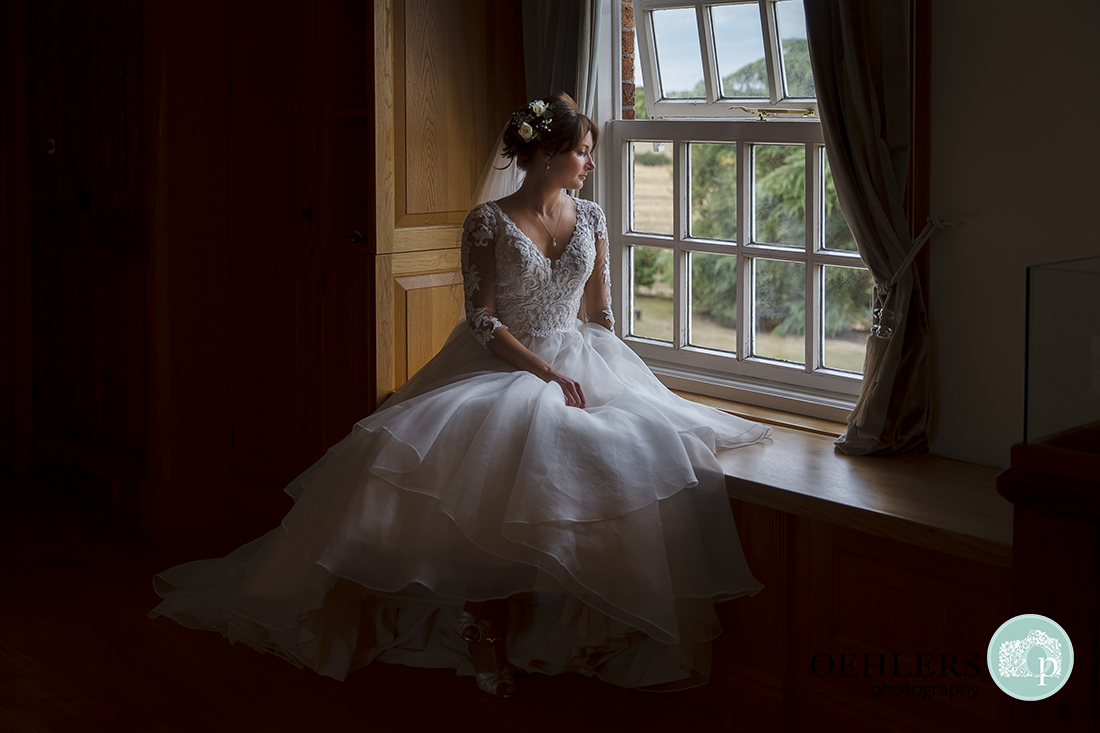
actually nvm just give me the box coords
[733,106,817,120]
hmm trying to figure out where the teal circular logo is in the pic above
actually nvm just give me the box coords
[987,614,1073,701]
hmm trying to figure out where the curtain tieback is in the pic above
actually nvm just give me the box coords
[871,216,960,339]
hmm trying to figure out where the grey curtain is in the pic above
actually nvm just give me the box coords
[804,1,935,455]
[522,0,605,117]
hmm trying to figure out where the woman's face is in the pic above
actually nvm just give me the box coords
[548,131,595,189]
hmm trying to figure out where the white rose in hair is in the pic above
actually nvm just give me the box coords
[530,100,549,116]
[518,122,534,141]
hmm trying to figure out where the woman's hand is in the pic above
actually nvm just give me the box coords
[544,368,586,409]
[480,328,586,408]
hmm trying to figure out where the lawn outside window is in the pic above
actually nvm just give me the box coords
[606,0,872,415]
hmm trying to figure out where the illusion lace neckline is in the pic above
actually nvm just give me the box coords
[487,198,582,270]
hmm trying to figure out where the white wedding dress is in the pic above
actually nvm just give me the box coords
[149,196,771,690]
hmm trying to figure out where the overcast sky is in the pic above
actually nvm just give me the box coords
[636,0,808,95]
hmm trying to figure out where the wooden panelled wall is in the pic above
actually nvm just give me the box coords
[13,0,147,515]
[2,0,527,542]
[720,502,1013,732]
[1,0,32,475]
[372,0,525,404]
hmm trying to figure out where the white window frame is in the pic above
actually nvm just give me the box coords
[638,0,818,120]
[610,119,864,400]
[594,0,868,418]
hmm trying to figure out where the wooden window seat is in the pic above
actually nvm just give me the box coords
[679,393,1013,568]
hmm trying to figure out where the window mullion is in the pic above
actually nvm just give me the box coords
[673,138,686,350]
[806,142,822,372]
[743,244,810,263]
[696,1,719,105]
[737,139,752,360]
[676,248,689,349]
[810,251,866,268]
[759,0,783,105]
[680,240,741,256]
[614,129,630,338]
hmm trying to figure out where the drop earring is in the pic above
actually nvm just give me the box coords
[545,159,551,170]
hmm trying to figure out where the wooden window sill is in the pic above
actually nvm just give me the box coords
[675,391,1014,567]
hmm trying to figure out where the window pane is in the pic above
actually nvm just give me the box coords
[652,8,705,99]
[775,0,815,98]
[710,4,768,99]
[630,141,673,235]
[754,144,805,247]
[689,143,737,241]
[690,252,737,354]
[631,246,674,342]
[753,258,804,363]
[822,148,857,251]
[823,266,872,373]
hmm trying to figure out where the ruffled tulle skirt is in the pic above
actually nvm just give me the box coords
[150,321,770,689]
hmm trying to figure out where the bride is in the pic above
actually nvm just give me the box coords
[150,92,772,698]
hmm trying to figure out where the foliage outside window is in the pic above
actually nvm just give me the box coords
[611,0,871,401]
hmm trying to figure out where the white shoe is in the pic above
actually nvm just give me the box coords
[455,612,516,697]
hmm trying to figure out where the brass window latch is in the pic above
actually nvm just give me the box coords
[732,106,817,121]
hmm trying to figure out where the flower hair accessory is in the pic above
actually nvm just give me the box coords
[512,100,554,142]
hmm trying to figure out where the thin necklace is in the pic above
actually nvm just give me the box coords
[524,196,564,248]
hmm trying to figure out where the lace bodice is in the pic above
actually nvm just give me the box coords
[461,197,613,345]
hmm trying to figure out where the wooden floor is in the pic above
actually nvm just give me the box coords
[0,473,729,733]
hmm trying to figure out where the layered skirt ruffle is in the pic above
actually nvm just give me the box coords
[150,322,769,689]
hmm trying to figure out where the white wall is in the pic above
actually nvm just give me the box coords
[929,0,1100,467]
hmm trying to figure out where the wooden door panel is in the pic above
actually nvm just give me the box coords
[395,0,525,228]
[229,0,323,488]
[406,282,463,373]
[26,0,147,467]
[376,247,462,402]
[393,270,463,388]
[803,524,1011,730]
[322,246,377,446]
[230,244,321,485]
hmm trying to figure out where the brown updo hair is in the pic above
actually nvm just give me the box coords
[502,92,599,171]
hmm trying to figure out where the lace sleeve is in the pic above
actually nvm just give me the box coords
[583,203,615,330]
[461,206,507,346]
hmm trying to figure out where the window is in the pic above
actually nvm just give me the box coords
[638,0,816,119]
[606,0,871,409]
